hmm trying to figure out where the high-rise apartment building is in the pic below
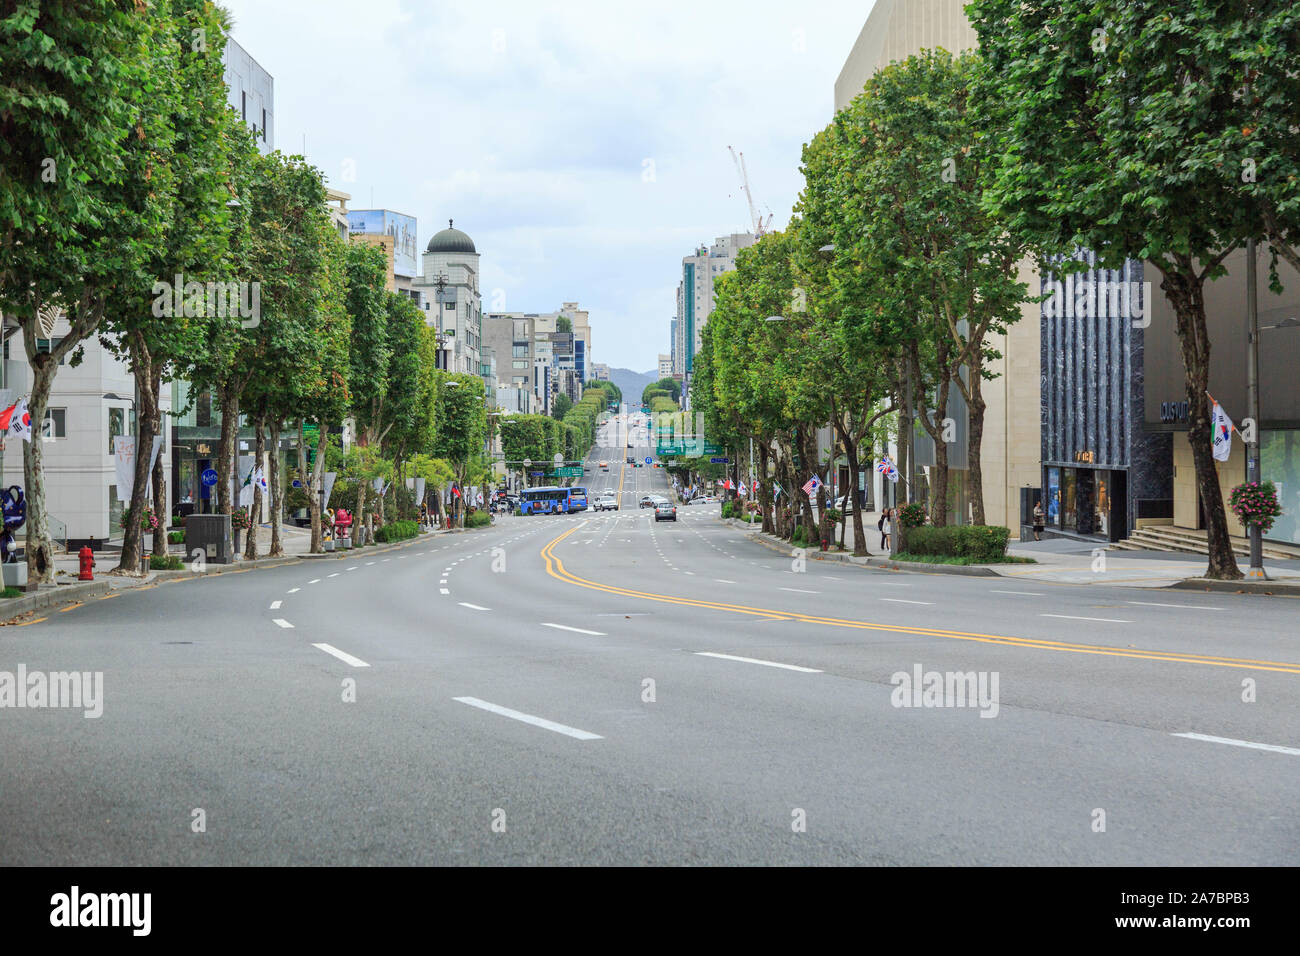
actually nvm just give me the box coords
[675,233,755,384]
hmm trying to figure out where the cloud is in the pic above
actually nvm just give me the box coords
[221,0,875,367]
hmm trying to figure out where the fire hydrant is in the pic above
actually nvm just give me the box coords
[79,546,96,581]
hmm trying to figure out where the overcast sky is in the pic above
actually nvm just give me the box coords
[222,0,875,371]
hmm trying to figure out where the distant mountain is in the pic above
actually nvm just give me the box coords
[609,367,657,404]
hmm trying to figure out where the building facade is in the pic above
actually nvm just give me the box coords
[676,233,756,381]
[412,221,482,377]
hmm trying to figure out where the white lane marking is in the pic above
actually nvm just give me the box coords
[439,578,448,584]
[780,587,819,594]
[1041,613,1132,623]
[383,558,391,562]
[272,618,294,629]
[541,622,606,636]
[439,588,450,595]
[695,651,822,673]
[443,568,452,573]
[287,588,300,594]
[990,589,1042,596]
[327,572,340,578]
[312,643,370,668]
[1172,732,1300,756]
[453,696,603,740]
[1128,601,1225,611]
[347,566,359,571]
[308,579,321,585]
[366,561,376,566]
[684,571,695,575]
[269,600,282,610]
[458,602,490,611]
[879,598,935,605]
[715,579,737,584]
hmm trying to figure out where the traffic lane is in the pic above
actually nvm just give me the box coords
[550,523,1300,745]
[618,514,1300,663]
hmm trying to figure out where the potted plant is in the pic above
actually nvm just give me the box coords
[121,505,160,551]
[1229,481,1283,535]
[230,506,251,552]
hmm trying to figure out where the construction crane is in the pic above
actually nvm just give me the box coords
[728,145,774,236]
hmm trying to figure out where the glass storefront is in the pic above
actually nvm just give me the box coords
[1262,429,1300,545]
[1060,469,1078,530]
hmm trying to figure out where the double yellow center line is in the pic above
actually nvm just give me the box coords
[541,524,1300,674]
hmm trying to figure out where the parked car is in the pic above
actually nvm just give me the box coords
[653,501,677,522]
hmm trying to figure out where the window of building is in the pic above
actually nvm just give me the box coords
[261,108,267,141]
[42,407,67,439]
[241,90,246,121]
[512,361,527,369]
[108,407,127,454]
[512,345,528,358]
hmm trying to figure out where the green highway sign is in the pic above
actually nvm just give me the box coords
[553,466,583,478]
[702,444,723,455]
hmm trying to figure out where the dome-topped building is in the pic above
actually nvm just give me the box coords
[414,218,483,379]
[425,220,476,255]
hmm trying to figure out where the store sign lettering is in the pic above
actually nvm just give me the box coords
[1160,401,1189,424]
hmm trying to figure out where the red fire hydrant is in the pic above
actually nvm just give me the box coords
[79,546,96,581]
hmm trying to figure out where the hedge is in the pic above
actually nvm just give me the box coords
[901,525,1010,562]
[374,520,418,543]
[465,511,492,528]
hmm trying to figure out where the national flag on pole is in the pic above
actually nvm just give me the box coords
[801,474,821,497]
[752,480,758,496]
[773,481,783,500]
[257,468,268,494]
[2,398,32,443]
[877,455,899,483]
[1210,398,1234,462]
[452,485,463,499]
[723,478,733,491]
[737,481,747,496]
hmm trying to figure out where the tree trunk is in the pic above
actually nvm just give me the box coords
[356,475,368,546]
[967,366,987,527]
[116,332,155,574]
[151,363,167,557]
[844,439,867,556]
[309,420,328,553]
[244,418,264,560]
[268,419,284,557]
[22,356,59,585]
[1160,269,1241,579]
[759,442,774,534]
[217,385,238,515]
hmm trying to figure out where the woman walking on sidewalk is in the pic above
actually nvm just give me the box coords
[879,508,892,551]
[1032,502,1045,542]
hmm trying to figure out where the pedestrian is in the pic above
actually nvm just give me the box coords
[1032,501,1044,541]
[878,507,890,550]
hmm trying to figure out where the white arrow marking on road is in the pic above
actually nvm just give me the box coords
[695,652,821,673]
[458,602,490,611]
[272,618,294,629]
[1041,614,1132,623]
[880,598,935,605]
[541,623,606,636]
[1128,601,1224,611]
[312,643,370,668]
[453,696,602,740]
[269,600,282,610]
[1173,732,1300,756]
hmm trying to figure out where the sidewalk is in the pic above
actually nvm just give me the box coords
[739,519,1300,592]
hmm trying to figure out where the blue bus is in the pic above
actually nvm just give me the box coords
[567,486,589,512]
[520,486,568,515]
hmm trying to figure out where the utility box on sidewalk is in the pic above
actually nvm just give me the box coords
[185,514,234,565]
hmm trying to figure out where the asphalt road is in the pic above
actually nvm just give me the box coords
[3,406,1298,865]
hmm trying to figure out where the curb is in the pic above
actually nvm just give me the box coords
[2,580,112,623]
[1169,577,1300,597]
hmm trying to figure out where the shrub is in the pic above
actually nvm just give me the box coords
[897,502,927,528]
[373,520,418,543]
[465,511,492,529]
[1229,481,1283,533]
[1,586,22,599]
[149,554,185,570]
[229,507,251,531]
[901,525,1010,563]
[168,531,184,544]
[825,507,842,523]
[791,524,808,546]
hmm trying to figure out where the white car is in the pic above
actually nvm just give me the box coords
[593,494,619,511]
